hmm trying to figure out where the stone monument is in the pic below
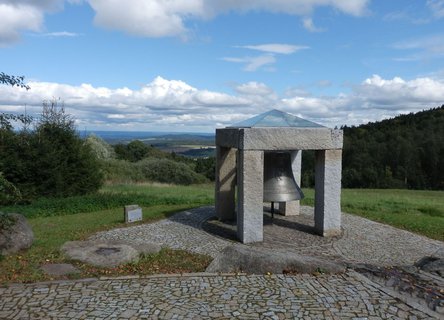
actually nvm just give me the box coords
[215,109,343,243]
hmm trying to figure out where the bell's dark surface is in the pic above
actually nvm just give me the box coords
[263,152,304,202]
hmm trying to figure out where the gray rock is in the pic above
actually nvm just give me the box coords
[416,256,444,277]
[61,240,140,268]
[41,263,80,276]
[0,213,34,255]
[206,244,345,274]
[99,239,162,255]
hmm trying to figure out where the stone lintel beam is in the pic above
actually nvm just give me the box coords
[216,128,241,148]
[237,150,264,243]
[314,149,342,237]
[216,128,343,150]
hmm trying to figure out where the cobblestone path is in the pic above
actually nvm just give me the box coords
[0,271,437,319]
[92,206,444,266]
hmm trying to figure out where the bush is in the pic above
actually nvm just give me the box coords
[85,134,116,160]
[136,158,208,185]
[100,159,144,183]
[0,211,17,232]
[0,173,22,205]
[195,157,215,181]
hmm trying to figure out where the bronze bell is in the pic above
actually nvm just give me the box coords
[263,152,304,202]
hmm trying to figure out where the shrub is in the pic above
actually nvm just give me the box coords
[195,157,215,181]
[0,172,22,205]
[0,211,17,231]
[85,134,116,160]
[100,159,144,183]
[136,158,208,185]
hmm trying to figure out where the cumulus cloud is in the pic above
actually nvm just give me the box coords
[1,74,443,131]
[87,0,201,38]
[1,0,370,45]
[0,0,64,46]
[84,0,369,38]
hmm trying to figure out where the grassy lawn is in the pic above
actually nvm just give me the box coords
[1,184,443,284]
[302,188,444,242]
[0,184,213,284]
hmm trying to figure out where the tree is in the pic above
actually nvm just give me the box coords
[0,99,103,199]
[0,72,31,204]
[29,99,103,197]
[0,72,30,90]
[85,134,116,160]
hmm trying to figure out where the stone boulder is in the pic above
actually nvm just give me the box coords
[61,240,162,268]
[206,244,345,274]
[0,213,34,255]
[415,256,444,277]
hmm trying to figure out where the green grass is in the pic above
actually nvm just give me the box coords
[0,183,214,284]
[2,183,214,218]
[1,184,443,284]
[302,188,444,241]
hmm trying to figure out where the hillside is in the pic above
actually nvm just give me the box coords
[341,105,444,190]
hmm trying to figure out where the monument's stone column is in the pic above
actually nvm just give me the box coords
[215,146,237,221]
[215,110,343,243]
[314,149,342,237]
[279,150,302,216]
[237,150,264,243]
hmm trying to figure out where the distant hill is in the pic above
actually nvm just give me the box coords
[80,131,214,145]
[341,105,444,190]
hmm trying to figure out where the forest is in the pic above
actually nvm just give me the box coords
[302,105,444,190]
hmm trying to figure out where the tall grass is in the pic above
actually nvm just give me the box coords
[2,183,214,218]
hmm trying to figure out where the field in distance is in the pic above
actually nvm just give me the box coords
[82,130,216,157]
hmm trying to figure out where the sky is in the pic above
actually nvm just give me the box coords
[0,0,444,132]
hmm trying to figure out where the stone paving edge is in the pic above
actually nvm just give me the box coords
[350,270,443,319]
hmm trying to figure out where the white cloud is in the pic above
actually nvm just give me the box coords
[0,0,370,45]
[427,0,444,18]
[87,0,202,38]
[392,34,444,61]
[222,55,276,72]
[0,4,43,45]
[225,43,307,72]
[235,82,274,96]
[39,31,80,37]
[237,44,309,54]
[358,74,444,105]
[1,74,442,131]
[0,0,64,46]
[302,17,325,32]
[84,0,369,38]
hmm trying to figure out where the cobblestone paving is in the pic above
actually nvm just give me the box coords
[3,206,442,319]
[91,206,444,266]
[0,271,438,319]
[91,206,232,258]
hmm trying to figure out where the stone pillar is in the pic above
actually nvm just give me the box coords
[279,150,302,216]
[237,150,264,243]
[314,149,342,237]
[215,146,237,221]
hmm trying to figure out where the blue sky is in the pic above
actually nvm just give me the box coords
[1,0,444,132]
